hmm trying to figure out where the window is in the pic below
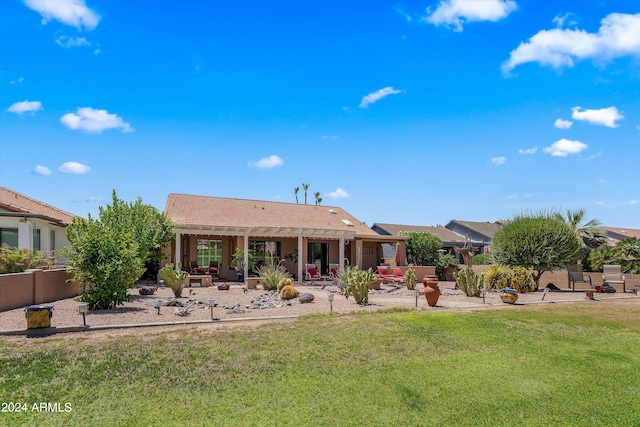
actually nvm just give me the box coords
[249,240,281,267]
[363,245,373,255]
[33,229,41,252]
[196,240,222,267]
[0,228,19,249]
[50,230,56,251]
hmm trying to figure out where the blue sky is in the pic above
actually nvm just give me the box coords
[1,0,639,228]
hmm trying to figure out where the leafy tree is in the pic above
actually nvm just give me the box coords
[490,212,582,289]
[400,231,442,266]
[63,191,174,309]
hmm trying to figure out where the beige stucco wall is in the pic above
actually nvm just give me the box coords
[0,269,83,312]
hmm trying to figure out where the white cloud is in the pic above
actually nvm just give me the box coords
[10,77,24,84]
[571,106,623,128]
[424,0,517,32]
[502,13,640,73]
[359,86,402,108]
[24,0,100,30]
[554,118,573,129]
[59,161,90,174]
[55,35,90,48]
[552,13,578,29]
[327,188,350,199]
[34,165,52,175]
[321,135,339,140]
[636,125,640,131]
[7,100,43,115]
[491,156,506,165]
[60,107,133,133]
[249,155,283,169]
[630,200,639,205]
[518,147,537,155]
[543,138,588,157]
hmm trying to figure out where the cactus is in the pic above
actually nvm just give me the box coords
[279,284,299,300]
[405,268,417,290]
[277,277,293,294]
[454,267,484,297]
[341,266,374,304]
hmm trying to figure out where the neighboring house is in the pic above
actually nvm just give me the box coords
[164,193,402,282]
[0,187,75,260]
[444,220,504,255]
[371,223,467,261]
[603,227,640,246]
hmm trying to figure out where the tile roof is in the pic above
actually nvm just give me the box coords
[445,220,503,239]
[0,187,76,225]
[372,223,467,243]
[603,227,640,242]
[165,193,380,237]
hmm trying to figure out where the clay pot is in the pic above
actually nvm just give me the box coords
[500,287,518,304]
[423,276,440,307]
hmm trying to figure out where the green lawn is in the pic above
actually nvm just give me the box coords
[1,303,639,426]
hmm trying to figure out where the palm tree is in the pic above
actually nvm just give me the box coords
[294,187,299,204]
[302,183,310,204]
[314,191,322,205]
[554,209,607,250]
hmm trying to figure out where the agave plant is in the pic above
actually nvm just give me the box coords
[483,264,511,290]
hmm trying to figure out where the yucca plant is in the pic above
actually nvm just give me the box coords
[454,267,484,297]
[257,261,291,291]
[158,263,187,298]
[483,264,512,290]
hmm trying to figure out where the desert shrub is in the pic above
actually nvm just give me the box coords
[405,268,417,290]
[339,266,375,304]
[400,231,442,265]
[279,284,299,300]
[472,254,489,265]
[158,263,187,298]
[454,267,484,297]
[483,264,511,290]
[258,261,290,291]
[277,277,293,294]
[436,253,459,278]
[510,266,536,293]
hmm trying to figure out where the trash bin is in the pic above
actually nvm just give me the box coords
[24,305,54,329]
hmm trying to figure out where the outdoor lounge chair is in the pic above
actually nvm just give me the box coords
[602,264,626,292]
[391,267,406,283]
[208,261,219,276]
[567,264,592,291]
[189,261,206,275]
[329,263,340,279]
[304,264,321,281]
[377,266,403,283]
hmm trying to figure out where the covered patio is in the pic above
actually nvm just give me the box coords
[164,194,404,284]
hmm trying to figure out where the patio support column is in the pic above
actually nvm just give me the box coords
[339,237,345,270]
[243,234,249,284]
[175,231,181,268]
[355,239,363,269]
[297,235,303,284]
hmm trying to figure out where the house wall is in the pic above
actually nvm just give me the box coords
[0,269,83,312]
[0,216,70,264]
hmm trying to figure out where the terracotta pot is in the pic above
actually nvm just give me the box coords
[423,276,440,307]
[500,287,518,304]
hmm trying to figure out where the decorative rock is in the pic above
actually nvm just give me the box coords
[299,293,314,304]
[138,286,157,295]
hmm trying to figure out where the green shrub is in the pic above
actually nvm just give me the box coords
[453,267,484,297]
[340,266,375,304]
[0,248,52,273]
[472,254,490,265]
[279,284,299,300]
[277,277,293,294]
[483,264,511,290]
[258,261,291,291]
[405,268,417,290]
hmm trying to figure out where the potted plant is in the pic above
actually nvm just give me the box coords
[158,263,187,298]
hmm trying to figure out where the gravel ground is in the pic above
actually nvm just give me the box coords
[1,281,638,334]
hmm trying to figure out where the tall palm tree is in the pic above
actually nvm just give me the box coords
[302,183,310,204]
[314,191,322,205]
[294,187,299,204]
[555,209,607,250]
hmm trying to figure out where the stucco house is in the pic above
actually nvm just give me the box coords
[164,193,404,283]
[0,187,75,260]
[444,220,505,254]
[372,223,468,260]
[603,226,640,246]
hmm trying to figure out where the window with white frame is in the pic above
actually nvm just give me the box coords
[0,228,18,248]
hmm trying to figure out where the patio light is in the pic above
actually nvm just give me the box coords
[481,288,487,304]
[208,297,216,320]
[154,301,162,315]
[415,289,419,308]
[327,292,335,313]
[78,302,89,326]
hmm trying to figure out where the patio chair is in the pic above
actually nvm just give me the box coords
[391,267,406,283]
[304,264,321,281]
[189,261,206,275]
[567,264,592,291]
[329,263,340,279]
[602,265,626,292]
[377,266,403,283]
[208,261,219,276]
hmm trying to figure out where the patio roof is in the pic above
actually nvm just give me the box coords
[165,193,393,240]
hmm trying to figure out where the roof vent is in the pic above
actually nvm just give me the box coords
[341,219,354,226]
[328,209,337,214]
